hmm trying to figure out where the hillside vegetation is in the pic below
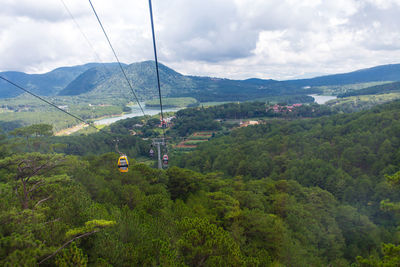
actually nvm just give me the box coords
[1,100,400,265]
[338,81,400,98]
[4,61,400,103]
[327,93,400,113]
[0,95,124,132]
[145,97,199,108]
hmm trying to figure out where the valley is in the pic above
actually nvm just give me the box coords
[3,1,400,265]
[2,61,400,266]
[2,61,400,133]
[2,97,400,266]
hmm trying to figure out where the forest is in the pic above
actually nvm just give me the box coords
[1,100,400,266]
[170,101,335,136]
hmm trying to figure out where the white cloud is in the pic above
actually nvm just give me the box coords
[0,0,399,80]
[366,0,400,9]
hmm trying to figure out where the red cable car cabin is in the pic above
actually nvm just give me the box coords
[162,154,168,165]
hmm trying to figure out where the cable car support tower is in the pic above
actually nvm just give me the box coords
[152,138,165,169]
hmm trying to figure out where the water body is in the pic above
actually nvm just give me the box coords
[94,105,181,125]
[309,94,337,104]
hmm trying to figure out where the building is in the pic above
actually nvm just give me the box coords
[240,120,260,127]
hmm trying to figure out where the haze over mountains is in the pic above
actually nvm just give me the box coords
[2,61,400,101]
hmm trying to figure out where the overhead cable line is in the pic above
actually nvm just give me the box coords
[0,76,114,139]
[87,0,146,116]
[148,0,166,140]
[59,0,109,77]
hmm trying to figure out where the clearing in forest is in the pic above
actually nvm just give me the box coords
[176,131,213,150]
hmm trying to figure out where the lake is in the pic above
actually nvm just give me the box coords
[309,94,337,104]
[94,105,181,125]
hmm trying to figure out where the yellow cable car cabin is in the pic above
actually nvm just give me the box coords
[118,155,129,173]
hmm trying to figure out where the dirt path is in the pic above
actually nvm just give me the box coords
[55,123,88,136]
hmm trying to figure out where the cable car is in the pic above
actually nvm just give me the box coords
[117,155,129,173]
[162,154,168,165]
[161,119,167,129]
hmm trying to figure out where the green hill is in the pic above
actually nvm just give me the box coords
[64,61,310,102]
[85,61,197,100]
[58,64,121,96]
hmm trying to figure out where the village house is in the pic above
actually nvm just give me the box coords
[240,120,260,127]
[268,103,302,113]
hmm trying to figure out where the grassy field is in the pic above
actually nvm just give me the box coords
[145,97,199,108]
[315,81,393,96]
[187,135,211,140]
[175,131,214,151]
[175,147,197,151]
[183,140,209,145]
[326,92,400,112]
[0,94,124,132]
[199,101,231,107]
[71,124,107,136]
[192,131,214,136]
[0,111,81,132]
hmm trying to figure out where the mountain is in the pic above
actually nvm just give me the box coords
[61,61,303,102]
[287,63,400,87]
[83,61,197,100]
[0,63,118,98]
[0,71,31,98]
[82,61,400,102]
[58,63,122,96]
[3,61,400,100]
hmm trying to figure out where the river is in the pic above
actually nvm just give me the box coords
[309,94,337,104]
[94,105,181,125]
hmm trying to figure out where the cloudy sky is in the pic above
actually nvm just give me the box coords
[1,0,400,80]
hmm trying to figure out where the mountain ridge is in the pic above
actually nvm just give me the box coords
[0,63,122,98]
[287,63,400,87]
[2,61,400,100]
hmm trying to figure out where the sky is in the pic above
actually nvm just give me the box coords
[1,0,400,80]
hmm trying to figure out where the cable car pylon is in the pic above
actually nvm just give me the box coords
[152,138,167,169]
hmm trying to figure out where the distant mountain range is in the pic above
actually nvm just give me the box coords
[59,61,293,102]
[1,61,400,101]
[286,64,400,87]
[0,63,121,98]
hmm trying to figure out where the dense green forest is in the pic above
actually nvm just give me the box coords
[171,102,335,136]
[1,100,400,266]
